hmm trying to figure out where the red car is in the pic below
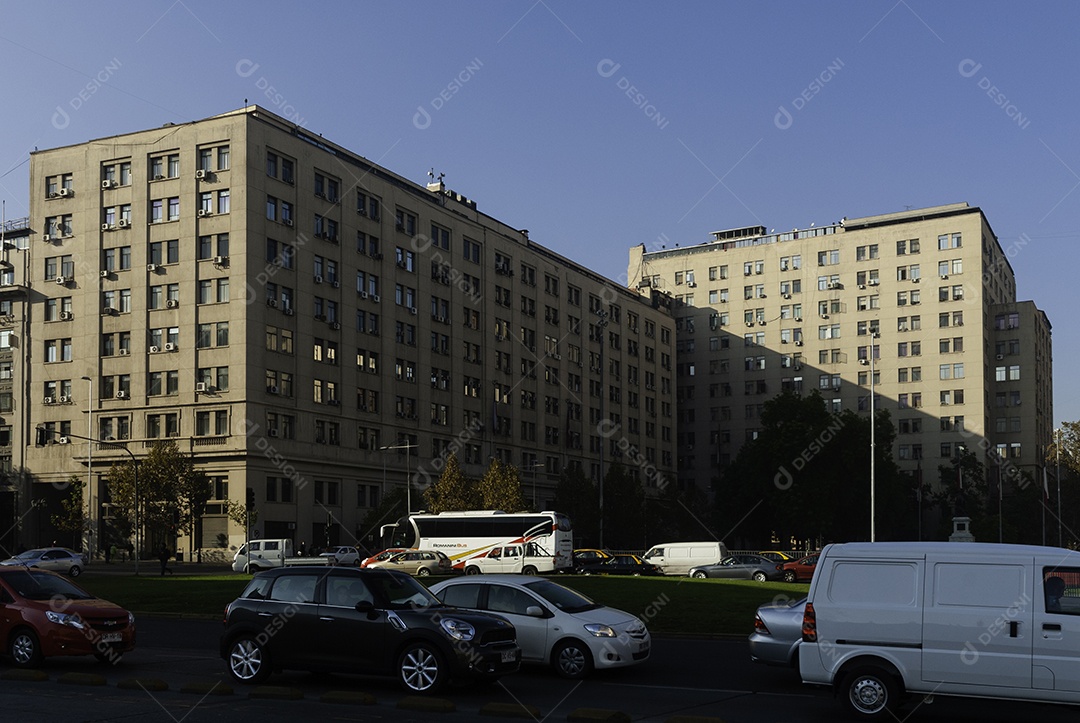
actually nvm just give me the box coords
[359,548,412,568]
[780,554,820,583]
[0,566,136,667]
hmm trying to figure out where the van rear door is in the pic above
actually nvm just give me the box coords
[922,556,1033,689]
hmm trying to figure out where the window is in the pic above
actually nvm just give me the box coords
[395,208,417,235]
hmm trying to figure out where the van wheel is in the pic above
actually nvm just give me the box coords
[841,666,899,720]
[783,571,797,583]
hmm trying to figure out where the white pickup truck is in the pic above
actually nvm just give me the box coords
[462,542,558,575]
[231,539,328,572]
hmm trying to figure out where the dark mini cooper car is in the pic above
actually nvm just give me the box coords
[0,566,136,667]
[220,566,521,692]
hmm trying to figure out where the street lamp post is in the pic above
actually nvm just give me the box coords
[869,332,879,542]
[1057,427,1063,547]
[80,376,92,562]
[380,441,417,514]
[526,462,545,510]
[596,308,608,549]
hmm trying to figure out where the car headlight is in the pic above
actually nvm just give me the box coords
[45,611,86,630]
[440,618,476,642]
[583,623,616,638]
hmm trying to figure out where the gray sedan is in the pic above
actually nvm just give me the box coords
[688,554,784,582]
[749,597,806,670]
[1,547,87,577]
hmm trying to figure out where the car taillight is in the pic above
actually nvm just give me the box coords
[801,601,817,643]
[753,615,770,635]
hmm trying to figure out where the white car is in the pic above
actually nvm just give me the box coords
[319,546,361,566]
[429,574,650,679]
[1,547,87,577]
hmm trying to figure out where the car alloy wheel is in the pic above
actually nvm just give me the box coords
[398,642,445,693]
[228,636,271,684]
[417,567,431,576]
[552,640,593,679]
[9,629,43,668]
[783,571,797,583]
[68,565,82,577]
[692,571,707,579]
[752,571,767,582]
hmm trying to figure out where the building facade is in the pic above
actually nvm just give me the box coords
[629,203,1053,502]
[19,106,675,556]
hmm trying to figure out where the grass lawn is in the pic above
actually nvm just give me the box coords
[74,571,809,636]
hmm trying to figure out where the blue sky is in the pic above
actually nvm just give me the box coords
[1,1,1076,423]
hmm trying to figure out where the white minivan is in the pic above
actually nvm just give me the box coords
[800,541,1080,719]
[231,538,294,573]
[642,541,728,576]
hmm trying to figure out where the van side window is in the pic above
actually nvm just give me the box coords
[1043,569,1079,615]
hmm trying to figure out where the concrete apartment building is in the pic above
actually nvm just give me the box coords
[629,203,1053,501]
[16,106,675,556]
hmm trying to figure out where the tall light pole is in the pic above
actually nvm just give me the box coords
[1057,427,1063,547]
[595,308,609,549]
[869,332,878,542]
[380,441,417,515]
[80,376,92,561]
[526,462,545,510]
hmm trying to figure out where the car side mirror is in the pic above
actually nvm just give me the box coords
[525,605,546,618]
[355,599,377,619]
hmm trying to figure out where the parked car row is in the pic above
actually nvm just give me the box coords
[221,567,650,692]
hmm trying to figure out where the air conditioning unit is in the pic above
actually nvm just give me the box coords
[746,322,754,327]
[687,282,697,288]
[213,255,227,265]
[116,391,127,399]
[195,170,208,180]
[268,385,279,394]
[149,345,160,353]
[794,364,803,371]
[315,314,326,322]
[331,280,340,289]
[59,311,73,321]
[55,276,68,285]
[166,299,179,308]
[101,223,112,232]
[154,174,165,180]
[820,314,829,319]
[912,277,920,283]
[195,382,207,393]
[118,348,130,356]
[358,291,369,299]
[783,293,792,299]
[147,264,159,272]
[283,218,293,227]
[58,395,70,404]
[858,284,866,290]
[58,188,72,197]
[371,294,381,302]
[100,270,110,278]
[781,339,789,344]
[266,299,278,308]
[198,209,211,217]
[868,279,879,286]
[795,341,803,347]
[409,307,417,316]
[44,396,54,405]
[941,274,949,280]
[330,322,341,330]
[283,307,295,316]
[267,428,279,437]
[164,342,176,352]
[859,359,869,365]
[101,180,114,189]
[57,437,70,445]
[996,354,1004,360]
[43,233,53,242]
[314,275,323,284]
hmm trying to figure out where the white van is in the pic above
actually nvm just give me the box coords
[231,538,294,573]
[800,541,1080,719]
[643,541,728,576]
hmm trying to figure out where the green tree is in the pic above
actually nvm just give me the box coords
[552,467,598,548]
[477,458,527,512]
[601,464,646,550]
[644,479,716,546]
[106,441,207,555]
[50,476,86,545]
[422,453,479,513]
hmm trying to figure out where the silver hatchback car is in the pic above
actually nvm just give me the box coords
[1,548,87,577]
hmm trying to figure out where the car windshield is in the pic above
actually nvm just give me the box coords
[524,579,600,613]
[367,574,442,609]
[3,569,94,600]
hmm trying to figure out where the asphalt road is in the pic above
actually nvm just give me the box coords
[2,618,1078,722]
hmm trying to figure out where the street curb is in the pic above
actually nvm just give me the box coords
[320,690,376,705]
[179,681,233,695]
[117,678,168,692]
[567,708,631,722]
[397,695,456,712]
[480,701,543,718]
[1,669,49,682]
[249,685,304,700]
[57,672,107,686]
